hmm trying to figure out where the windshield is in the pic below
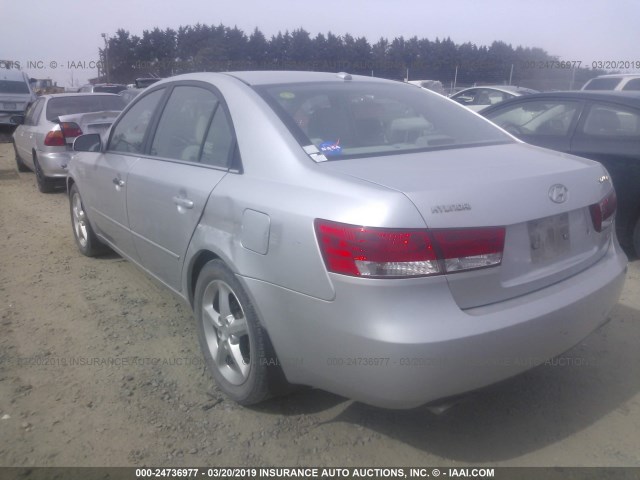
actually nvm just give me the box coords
[46,95,126,121]
[0,80,30,94]
[256,81,512,160]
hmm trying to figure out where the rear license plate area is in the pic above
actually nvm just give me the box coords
[528,212,570,263]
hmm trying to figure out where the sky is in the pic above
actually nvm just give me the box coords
[1,0,638,88]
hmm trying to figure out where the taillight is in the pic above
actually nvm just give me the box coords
[60,122,82,138]
[589,189,617,232]
[44,129,65,146]
[314,219,505,278]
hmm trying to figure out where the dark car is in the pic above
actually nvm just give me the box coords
[482,91,640,256]
[78,83,127,94]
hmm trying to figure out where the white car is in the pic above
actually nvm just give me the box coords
[12,93,125,192]
[582,74,640,91]
[450,86,538,112]
[0,69,37,125]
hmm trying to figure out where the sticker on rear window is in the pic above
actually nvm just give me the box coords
[319,140,342,156]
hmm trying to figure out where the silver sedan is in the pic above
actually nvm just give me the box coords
[450,85,538,112]
[67,71,627,409]
[12,93,125,192]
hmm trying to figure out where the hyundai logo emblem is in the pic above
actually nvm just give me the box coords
[549,184,568,204]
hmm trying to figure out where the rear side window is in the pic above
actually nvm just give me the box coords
[581,104,640,137]
[200,107,234,167]
[109,89,165,154]
[24,98,44,125]
[150,86,219,162]
[583,78,622,90]
[622,78,640,91]
[486,100,581,136]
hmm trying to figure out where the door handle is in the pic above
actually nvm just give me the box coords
[112,178,125,187]
[173,196,194,209]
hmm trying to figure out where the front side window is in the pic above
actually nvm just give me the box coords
[485,100,581,137]
[257,82,511,160]
[581,103,640,137]
[109,89,165,154]
[150,86,219,162]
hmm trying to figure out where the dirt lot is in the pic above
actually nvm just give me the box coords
[0,130,639,468]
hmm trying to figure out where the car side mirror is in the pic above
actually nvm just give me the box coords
[73,133,102,152]
[9,115,25,125]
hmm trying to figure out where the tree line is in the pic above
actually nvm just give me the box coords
[100,24,603,90]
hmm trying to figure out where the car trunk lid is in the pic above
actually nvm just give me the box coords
[321,143,615,308]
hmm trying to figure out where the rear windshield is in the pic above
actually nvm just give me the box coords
[583,78,622,90]
[256,81,512,160]
[0,80,30,94]
[46,95,126,121]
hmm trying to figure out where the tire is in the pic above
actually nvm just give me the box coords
[13,141,30,172]
[194,260,289,405]
[633,217,640,259]
[69,183,108,257]
[33,153,56,193]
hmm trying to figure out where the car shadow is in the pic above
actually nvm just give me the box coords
[259,302,640,462]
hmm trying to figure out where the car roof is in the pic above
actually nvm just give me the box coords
[481,90,640,113]
[455,85,536,93]
[588,73,640,79]
[151,71,396,87]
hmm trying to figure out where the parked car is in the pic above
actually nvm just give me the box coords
[582,74,640,91]
[119,88,143,104]
[77,83,127,94]
[482,91,640,256]
[0,69,37,125]
[68,71,626,409]
[450,85,538,112]
[134,77,162,88]
[407,79,445,95]
[12,93,125,192]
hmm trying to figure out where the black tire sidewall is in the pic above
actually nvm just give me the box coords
[13,141,29,172]
[33,154,54,193]
[633,217,640,259]
[69,184,103,256]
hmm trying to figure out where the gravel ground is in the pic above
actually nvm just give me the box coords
[0,128,639,467]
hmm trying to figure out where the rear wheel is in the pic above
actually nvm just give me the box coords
[633,217,640,259]
[33,153,56,193]
[194,260,290,405]
[13,141,30,172]
[69,183,108,256]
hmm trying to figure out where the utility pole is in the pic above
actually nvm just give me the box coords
[101,33,110,83]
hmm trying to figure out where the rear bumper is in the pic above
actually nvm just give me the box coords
[242,238,627,409]
[37,150,70,177]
